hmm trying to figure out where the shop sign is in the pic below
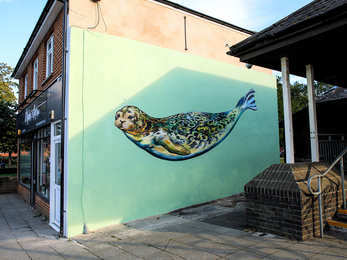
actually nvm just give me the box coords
[24,102,46,125]
[16,80,62,135]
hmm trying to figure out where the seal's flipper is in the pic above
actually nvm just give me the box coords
[155,134,191,155]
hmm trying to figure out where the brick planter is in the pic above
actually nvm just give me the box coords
[244,162,347,241]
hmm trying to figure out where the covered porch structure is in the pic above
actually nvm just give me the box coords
[227,0,347,163]
[227,0,347,239]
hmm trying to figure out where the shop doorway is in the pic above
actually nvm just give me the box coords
[50,122,61,230]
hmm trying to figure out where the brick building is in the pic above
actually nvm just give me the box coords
[12,0,278,237]
[13,1,66,231]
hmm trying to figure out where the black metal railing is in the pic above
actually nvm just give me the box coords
[319,140,347,165]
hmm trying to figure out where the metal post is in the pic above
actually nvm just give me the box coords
[184,16,188,51]
[306,64,319,162]
[318,177,323,238]
[341,158,346,209]
[281,57,294,163]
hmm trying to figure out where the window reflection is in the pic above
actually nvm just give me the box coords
[19,126,51,198]
[55,143,61,186]
[54,122,61,136]
[19,143,31,186]
[37,136,51,198]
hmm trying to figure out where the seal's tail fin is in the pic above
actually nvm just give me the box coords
[235,89,258,111]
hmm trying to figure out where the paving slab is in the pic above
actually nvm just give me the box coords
[0,194,86,260]
[187,239,239,257]
[2,193,347,260]
[142,250,181,260]
[224,249,264,260]
[308,248,347,260]
[87,243,125,258]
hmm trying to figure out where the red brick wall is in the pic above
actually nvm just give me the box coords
[17,184,50,218]
[16,8,65,215]
[18,9,64,107]
[35,195,50,218]
[17,184,30,204]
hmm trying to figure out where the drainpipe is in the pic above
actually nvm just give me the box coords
[59,0,68,237]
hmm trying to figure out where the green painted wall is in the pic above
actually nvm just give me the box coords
[67,27,279,237]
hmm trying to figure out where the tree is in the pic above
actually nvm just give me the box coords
[1,63,17,103]
[0,100,17,165]
[0,63,18,166]
[277,76,334,147]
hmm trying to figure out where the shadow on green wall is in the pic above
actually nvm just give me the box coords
[67,67,279,235]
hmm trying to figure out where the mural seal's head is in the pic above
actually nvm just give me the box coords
[114,106,147,135]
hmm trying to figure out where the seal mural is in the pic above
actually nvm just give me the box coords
[114,89,257,161]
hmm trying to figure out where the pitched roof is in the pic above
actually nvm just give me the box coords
[279,87,347,125]
[11,0,63,79]
[227,0,347,88]
[316,87,347,103]
[228,0,347,54]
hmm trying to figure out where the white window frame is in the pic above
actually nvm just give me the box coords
[33,59,38,90]
[24,74,28,97]
[46,35,54,77]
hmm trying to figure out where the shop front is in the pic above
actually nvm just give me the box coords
[17,79,62,230]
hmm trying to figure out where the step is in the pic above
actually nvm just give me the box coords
[337,208,347,215]
[327,219,347,229]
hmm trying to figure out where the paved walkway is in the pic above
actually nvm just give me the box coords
[1,193,347,260]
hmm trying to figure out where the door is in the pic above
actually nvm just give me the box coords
[53,141,61,225]
[50,122,61,229]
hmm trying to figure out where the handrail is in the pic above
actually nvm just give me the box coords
[307,146,347,195]
[307,146,347,238]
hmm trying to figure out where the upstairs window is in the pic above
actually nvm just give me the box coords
[46,35,54,77]
[33,59,38,90]
[24,74,28,97]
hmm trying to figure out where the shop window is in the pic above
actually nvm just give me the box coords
[33,59,38,90]
[19,133,32,187]
[19,142,32,187]
[36,126,51,198]
[46,35,54,77]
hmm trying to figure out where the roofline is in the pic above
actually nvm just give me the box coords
[11,0,65,79]
[151,0,256,35]
[12,0,255,79]
[227,1,347,57]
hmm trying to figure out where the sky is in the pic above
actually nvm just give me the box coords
[1,0,313,78]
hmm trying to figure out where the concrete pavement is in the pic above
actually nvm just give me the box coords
[1,193,347,259]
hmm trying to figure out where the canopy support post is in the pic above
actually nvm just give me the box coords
[306,64,319,162]
[281,57,294,163]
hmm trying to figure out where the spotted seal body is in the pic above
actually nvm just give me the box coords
[114,89,257,161]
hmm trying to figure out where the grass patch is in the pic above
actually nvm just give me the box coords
[0,173,16,177]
